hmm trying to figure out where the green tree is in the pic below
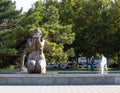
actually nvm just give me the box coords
[40,1,75,63]
[59,0,114,56]
[108,0,120,67]
[0,0,21,30]
[0,0,22,68]
[58,0,117,68]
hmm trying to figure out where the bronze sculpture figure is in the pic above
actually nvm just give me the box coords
[20,28,46,73]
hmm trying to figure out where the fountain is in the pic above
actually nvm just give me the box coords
[100,55,108,74]
[0,37,120,85]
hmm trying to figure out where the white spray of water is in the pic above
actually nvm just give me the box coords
[100,55,107,74]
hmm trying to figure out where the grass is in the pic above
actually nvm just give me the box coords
[0,67,120,72]
[47,68,120,71]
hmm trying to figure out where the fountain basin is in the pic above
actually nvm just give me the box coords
[0,71,120,85]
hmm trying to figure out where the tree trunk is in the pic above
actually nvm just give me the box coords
[86,58,89,70]
[76,57,79,69]
[117,52,120,69]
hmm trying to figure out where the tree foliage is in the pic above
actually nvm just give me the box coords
[40,2,75,63]
[1,0,120,68]
[0,0,22,68]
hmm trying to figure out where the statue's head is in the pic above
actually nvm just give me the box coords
[32,28,42,38]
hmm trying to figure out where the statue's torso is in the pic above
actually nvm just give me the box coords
[27,39,45,61]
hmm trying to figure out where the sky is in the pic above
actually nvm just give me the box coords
[12,0,61,12]
[12,0,39,12]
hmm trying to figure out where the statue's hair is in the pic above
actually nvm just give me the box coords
[32,28,42,36]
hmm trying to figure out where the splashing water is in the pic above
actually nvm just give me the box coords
[100,55,108,74]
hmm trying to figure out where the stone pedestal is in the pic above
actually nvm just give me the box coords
[0,72,120,85]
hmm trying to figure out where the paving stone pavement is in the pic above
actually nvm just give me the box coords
[0,85,120,93]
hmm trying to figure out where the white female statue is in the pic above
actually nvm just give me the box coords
[100,55,107,74]
[20,28,46,73]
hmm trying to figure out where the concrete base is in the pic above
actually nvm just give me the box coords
[0,72,120,85]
